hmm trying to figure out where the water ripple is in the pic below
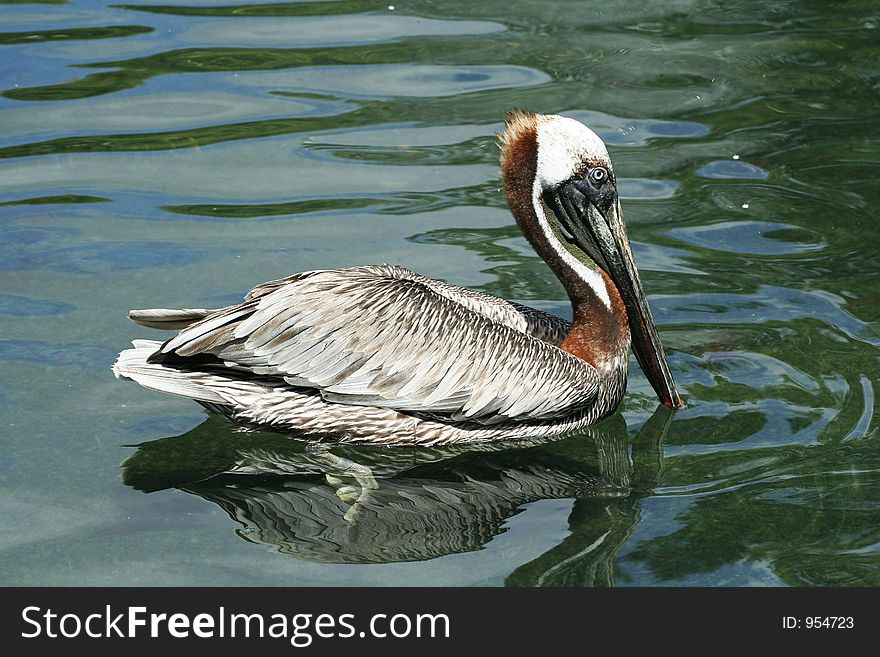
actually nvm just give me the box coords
[0,24,152,46]
[655,285,879,346]
[1,90,347,145]
[618,177,678,200]
[697,159,769,180]
[566,109,710,146]
[695,351,820,392]
[181,16,506,48]
[242,64,550,98]
[669,220,824,255]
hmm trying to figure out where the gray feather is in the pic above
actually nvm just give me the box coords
[144,265,598,424]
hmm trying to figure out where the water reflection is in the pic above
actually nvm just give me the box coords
[123,408,672,583]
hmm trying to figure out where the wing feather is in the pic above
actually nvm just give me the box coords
[154,265,596,423]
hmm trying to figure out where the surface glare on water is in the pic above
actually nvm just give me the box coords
[0,0,877,587]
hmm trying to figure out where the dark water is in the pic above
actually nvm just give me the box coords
[1,0,878,586]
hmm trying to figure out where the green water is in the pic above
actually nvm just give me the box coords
[1,0,878,586]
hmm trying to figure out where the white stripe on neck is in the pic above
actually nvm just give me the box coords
[531,180,611,309]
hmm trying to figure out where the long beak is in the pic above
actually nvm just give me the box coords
[552,184,683,410]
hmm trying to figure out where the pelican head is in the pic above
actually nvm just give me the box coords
[500,111,682,410]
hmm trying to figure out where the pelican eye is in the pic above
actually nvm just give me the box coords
[589,166,608,186]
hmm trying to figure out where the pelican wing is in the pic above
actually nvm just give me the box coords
[243,265,571,345]
[154,265,597,423]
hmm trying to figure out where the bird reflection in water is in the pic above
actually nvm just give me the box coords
[122,406,672,586]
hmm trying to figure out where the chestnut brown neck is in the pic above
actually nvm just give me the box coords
[560,269,630,370]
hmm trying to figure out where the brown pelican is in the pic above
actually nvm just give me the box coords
[113,111,682,445]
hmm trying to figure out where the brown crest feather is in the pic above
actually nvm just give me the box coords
[499,109,538,170]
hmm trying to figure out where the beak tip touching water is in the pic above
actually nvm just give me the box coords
[663,395,685,411]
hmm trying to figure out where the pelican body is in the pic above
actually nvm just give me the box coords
[114,112,682,445]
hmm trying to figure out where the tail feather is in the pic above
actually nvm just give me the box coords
[129,308,215,330]
[113,341,230,405]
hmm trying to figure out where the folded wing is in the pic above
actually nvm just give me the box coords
[151,265,597,424]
